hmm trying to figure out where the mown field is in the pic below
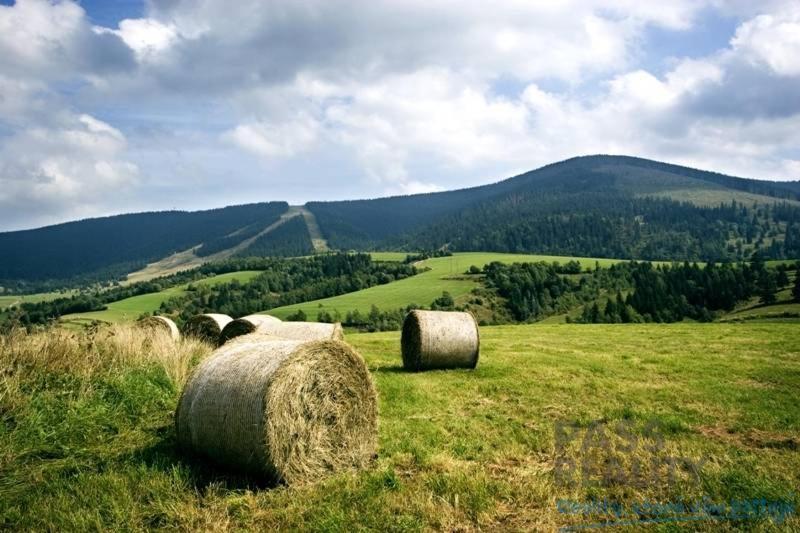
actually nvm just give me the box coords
[0,291,74,311]
[267,252,623,320]
[1,322,798,530]
[60,271,263,326]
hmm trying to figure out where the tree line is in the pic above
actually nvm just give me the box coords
[481,258,798,324]
[157,254,416,323]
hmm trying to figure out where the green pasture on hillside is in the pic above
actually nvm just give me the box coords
[267,252,627,320]
[60,271,263,324]
[0,291,74,310]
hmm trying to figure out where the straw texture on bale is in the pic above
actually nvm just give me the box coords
[182,313,233,345]
[137,315,180,341]
[245,321,344,342]
[175,336,377,484]
[218,314,282,345]
[401,310,480,371]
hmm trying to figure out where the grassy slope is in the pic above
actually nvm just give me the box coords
[267,252,624,320]
[606,163,800,208]
[60,271,263,324]
[42,252,797,325]
[0,291,74,310]
[2,323,798,530]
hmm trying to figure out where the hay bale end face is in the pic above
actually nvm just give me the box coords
[176,336,378,484]
[182,313,233,345]
[219,314,282,345]
[401,310,480,371]
[137,315,180,341]
[246,321,344,342]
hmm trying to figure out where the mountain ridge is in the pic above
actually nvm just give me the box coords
[2,155,800,287]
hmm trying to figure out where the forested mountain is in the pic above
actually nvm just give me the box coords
[0,202,288,285]
[3,155,800,289]
[309,155,800,261]
[237,214,314,258]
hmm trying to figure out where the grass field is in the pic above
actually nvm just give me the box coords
[60,271,263,324]
[0,291,74,310]
[267,252,625,320]
[722,303,800,322]
[1,322,798,530]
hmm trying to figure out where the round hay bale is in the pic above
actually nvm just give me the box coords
[247,321,344,342]
[175,336,378,483]
[401,310,479,371]
[137,315,180,341]
[218,314,282,345]
[182,313,233,345]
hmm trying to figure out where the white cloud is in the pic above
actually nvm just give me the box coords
[1,0,800,230]
[730,3,800,76]
[0,108,139,229]
[96,18,177,63]
[223,115,320,159]
[0,0,85,75]
[0,0,132,80]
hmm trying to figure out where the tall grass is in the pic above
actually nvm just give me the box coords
[1,324,207,388]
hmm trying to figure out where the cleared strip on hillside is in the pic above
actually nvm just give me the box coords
[125,209,302,283]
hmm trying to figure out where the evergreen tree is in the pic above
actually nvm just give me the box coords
[589,302,601,323]
[776,267,790,288]
[758,271,778,305]
[793,268,800,303]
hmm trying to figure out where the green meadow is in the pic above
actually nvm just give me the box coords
[1,322,798,530]
[54,252,624,325]
[39,252,797,327]
[60,270,263,325]
[0,291,74,310]
[267,252,624,320]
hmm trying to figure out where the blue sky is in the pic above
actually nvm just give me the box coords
[0,0,799,230]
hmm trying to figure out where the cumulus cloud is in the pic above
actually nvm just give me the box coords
[0,112,138,228]
[0,0,133,79]
[0,0,139,229]
[1,0,799,230]
[96,18,177,63]
[223,114,320,159]
[133,0,711,92]
[730,3,800,75]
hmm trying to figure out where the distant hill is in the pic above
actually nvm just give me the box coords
[0,202,289,286]
[308,155,800,261]
[2,155,800,287]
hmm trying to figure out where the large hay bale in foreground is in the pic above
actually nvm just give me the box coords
[175,336,378,483]
[218,314,282,345]
[248,321,344,342]
[137,315,180,341]
[182,313,233,345]
[401,310,480,371]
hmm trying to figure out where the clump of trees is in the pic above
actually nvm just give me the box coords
[793,263,800,303]
[483,259,788,324]
[160,254,416,322]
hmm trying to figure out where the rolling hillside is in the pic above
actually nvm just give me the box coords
[3,155,800,288]
[267,252,623,320]
[0,202,289,286]
[60,270,264,326]
[309,156,800,260]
